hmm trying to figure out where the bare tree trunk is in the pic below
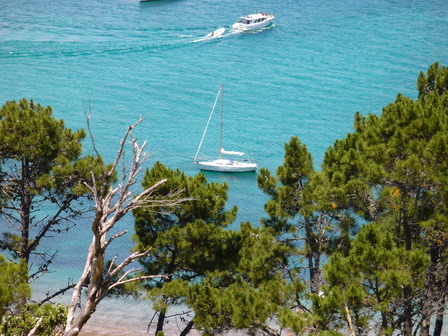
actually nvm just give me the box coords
[421,320,430,336]
[344,304,356,336]
[403,287,413,336]
[64,119,187,336]
[420,281,432,336]
[27,317,43,336]
[420,263,437,336]
[65,222,106,336]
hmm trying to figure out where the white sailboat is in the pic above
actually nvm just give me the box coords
[194,83,258,173]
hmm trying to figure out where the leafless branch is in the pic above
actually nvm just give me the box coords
[39,282,77,305]
[64,118,189,336]
[109,273,167,290]
[27,317,43,336]
[105,230,128,249]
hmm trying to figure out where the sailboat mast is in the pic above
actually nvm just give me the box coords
[219,83,223,159]
[194,84,222,162]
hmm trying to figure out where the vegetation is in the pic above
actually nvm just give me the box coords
[0,98,92,284]
[1,303,67,336]
[319,62,448,336]
[0,254,30,316]
[257,136,354,296]
[0,63,447,336]
[133,162,240,335]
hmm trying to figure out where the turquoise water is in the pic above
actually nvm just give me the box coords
[1,0,448,331]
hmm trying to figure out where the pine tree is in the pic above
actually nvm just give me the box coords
[321,62,448,336]
[258,136,354,297]
[133,162,239,335]
[316,223,428,335]
[184,223,307,336]
[0,99,94,284]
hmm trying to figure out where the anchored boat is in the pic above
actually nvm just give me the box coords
[194,83,257,173]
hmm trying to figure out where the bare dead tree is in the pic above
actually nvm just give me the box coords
[64,118,187,336]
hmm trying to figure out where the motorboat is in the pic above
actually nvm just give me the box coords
[205,27,226,39]
[194,83,257,173]
[231,12,275,31]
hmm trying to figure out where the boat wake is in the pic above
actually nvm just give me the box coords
[193,27,228,43]
[192,24,274,43]
[0,24,273,60]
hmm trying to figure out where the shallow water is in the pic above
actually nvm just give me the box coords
[1,0,448,332]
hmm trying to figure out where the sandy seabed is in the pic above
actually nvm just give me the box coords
[75,296,236,336]
[66,296,251,336]
[79,313,250,336]
[79,316,202,336]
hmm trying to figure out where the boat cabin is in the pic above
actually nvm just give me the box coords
[232,12,275,31]
[237,13,269,25]
[238,17,267,25]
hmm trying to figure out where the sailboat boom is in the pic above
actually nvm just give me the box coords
[221,148,244,156]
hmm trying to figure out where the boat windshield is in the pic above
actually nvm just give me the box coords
[239,18,249,24]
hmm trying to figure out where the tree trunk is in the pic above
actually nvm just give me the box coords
[403,286,413,336]
[155,309,166,335]
[63,120,177,336]
[179,320,194,336]
[421,320,430,336]
[20,159,31,265]
[344,304,356,336]
[380,311,388,333]
[65,224,104,336]
[433,298,446,336]
[420,276,433,336]
[402,213,413,336]
[305,217,321,294]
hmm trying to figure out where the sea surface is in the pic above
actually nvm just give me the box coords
[1,0,448,333]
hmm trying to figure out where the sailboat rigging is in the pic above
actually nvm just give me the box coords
[194,83,257,173]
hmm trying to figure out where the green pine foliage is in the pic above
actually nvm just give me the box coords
[0,99,102,275]
[134,161,238,277]
[315,223,428,335]
[133,162,240,334]
[320,62,448,335]
[0,254,30,317]
[134,163,304,335]
[184,223,307,336]
[0,255,65,336]
[257,136,354,299]
[0,99,86,193]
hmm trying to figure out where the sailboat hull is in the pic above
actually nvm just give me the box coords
[196,159,257,173]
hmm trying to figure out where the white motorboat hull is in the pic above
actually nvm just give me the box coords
[231,15,275,31]
[196,159,257,173]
